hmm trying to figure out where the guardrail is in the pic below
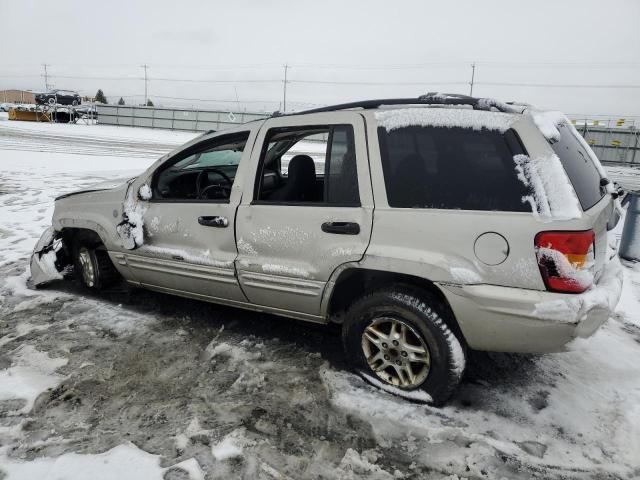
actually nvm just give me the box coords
[96,104,269,132]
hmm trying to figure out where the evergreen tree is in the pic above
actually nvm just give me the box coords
[94,89,107,104]
[117,97,125,105]
[146,99,154,107]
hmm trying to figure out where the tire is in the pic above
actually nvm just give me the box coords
[342,286,466,406]
[73,245,119,290]
[48,97,56,106]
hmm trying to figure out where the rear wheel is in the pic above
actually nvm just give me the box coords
[73,245,119,290]
[342,286,465,405]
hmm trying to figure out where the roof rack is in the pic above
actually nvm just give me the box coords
[274,93,525,117]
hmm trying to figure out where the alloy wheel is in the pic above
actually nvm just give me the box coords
[78,247,96,287]
[361,316,431,388]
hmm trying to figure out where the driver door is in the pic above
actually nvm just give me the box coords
[123,129,256,303]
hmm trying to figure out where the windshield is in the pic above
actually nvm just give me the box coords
[172,147,244,170]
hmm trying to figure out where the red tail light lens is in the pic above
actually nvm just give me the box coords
[535,230,595,293]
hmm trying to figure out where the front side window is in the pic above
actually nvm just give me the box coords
[378,125,530,211]
[255,125,359,206]
[153,132,249,201]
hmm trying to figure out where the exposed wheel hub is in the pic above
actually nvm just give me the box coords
[361,316,431,389]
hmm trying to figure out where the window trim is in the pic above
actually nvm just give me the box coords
[252,124,361,207]
[149,131,250,204]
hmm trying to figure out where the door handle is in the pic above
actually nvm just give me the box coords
[198,215,229,228]
[321,221,360,235]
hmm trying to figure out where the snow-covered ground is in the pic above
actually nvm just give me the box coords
[1,119,640,479]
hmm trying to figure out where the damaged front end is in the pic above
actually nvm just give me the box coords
[30,226,72,287]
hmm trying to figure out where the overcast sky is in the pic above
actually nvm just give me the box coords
[1,0,639,117]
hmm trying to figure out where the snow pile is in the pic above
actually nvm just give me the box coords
[138,183,152,200]
[338,448,401,479]
[375,107,518,133]
[261,263,310,278]
[174,418,211,452]
[533,257,623,323]
[359,371,432,403]
[211,428,255,461]
[531,110,567,142]
[513,153,582,221]
[0,443,205,480]
[0,345,67,413]
[204,340,262,362]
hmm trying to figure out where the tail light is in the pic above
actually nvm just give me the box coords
[535,230,595,293]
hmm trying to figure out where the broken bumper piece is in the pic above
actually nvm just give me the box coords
[30,226,66,286]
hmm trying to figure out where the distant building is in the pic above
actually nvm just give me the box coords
[0,89,36,104]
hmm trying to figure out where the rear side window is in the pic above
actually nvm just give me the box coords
[378,126,530,211]
[551,122,603,210]
[255,125,359,205]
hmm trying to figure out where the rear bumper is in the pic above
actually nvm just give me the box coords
[437,258,623,353]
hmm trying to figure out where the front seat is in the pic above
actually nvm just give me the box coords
[269,155,317,202]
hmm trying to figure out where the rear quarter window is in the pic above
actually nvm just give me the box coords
[551,122,603,210]
[377,125,530,211]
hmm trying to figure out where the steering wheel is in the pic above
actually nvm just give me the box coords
[196,168,233,199]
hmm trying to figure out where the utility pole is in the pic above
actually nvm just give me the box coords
[469,62,476,96]
[234,86,241,113]
[42,64,50,91]
[282,64,289,113]
[141,64,149,106]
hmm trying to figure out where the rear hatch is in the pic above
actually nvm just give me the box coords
[549,120,613,281]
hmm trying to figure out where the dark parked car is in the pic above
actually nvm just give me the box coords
[35,90,81,106]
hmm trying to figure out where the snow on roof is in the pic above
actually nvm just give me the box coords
[374,107,518,132]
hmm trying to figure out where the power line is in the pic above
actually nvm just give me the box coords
[289,79,469,86]
[150,77,280,84]
[4,72,640,90]
[477,81,640,89]
[289,61,640,70]
[47,74,143,80]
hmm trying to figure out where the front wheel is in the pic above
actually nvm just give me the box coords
[342,287,466,406]
[74,245,119,289]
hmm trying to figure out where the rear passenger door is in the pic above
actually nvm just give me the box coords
[235,112,373,319]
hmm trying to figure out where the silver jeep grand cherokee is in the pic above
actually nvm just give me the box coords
[31,93,623,405]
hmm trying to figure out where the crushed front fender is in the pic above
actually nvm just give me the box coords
[30,226,68,287]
